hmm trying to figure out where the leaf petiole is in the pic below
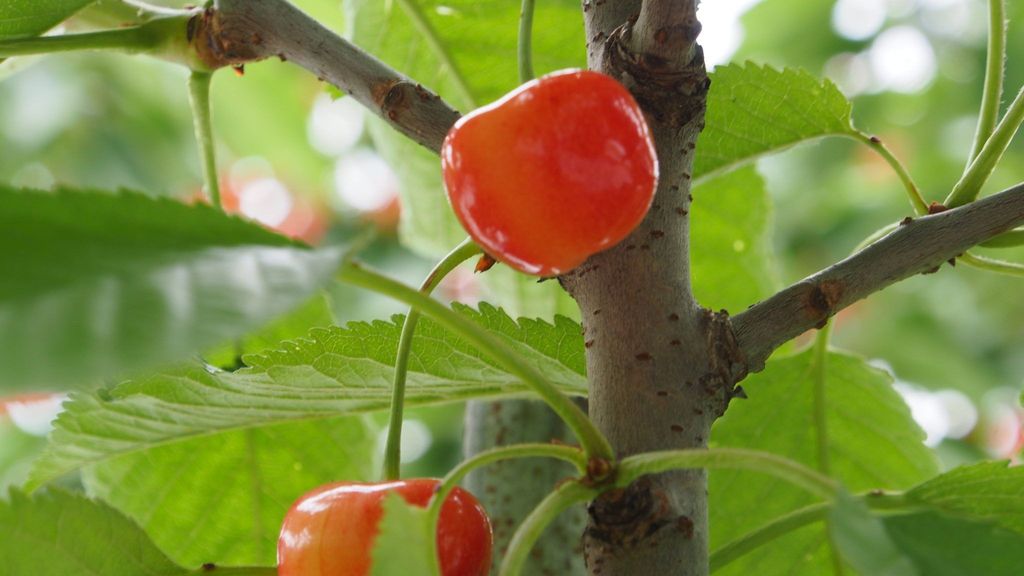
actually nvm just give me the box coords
[850,131,928,216]
[383,238,482,480]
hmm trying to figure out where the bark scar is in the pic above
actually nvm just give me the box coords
[805,280,844,328]
[600,20,709,130]
[699,309,748,417]
[584,477,674,565]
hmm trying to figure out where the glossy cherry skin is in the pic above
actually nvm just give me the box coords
[277,479,492,576]
[442,69,658,276]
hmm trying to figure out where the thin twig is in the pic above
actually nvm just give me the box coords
[733,181,1024,372]
[210,0,461,152]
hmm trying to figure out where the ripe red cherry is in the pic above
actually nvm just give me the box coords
[442,69,658,276]
[277,478,492,576]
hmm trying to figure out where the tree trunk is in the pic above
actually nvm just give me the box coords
[562,2,742,574]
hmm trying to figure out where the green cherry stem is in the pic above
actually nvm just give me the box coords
[615,448,838,500]
[850,131,928,215]
[709,491,911,573]
[946,85,1024,208]
[383,238,482,480]
[421,444,585,576]
[968,0,1007,164]
[338,261,616,463]
[959,252,1024,276]
[188,70,222,210]
[424,442,586,560]
[0,16,189,60]
[497,480,599,576]
[981,228,1024,248]
[518,0,536,83]
[123,0,198,17]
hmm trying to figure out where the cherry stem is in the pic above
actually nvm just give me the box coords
[338,261,615,462]
[946,84,1024,208]
[980,228,1024,248]
[615,448,838,500]
[424,442,586,567]
[188,70,222,210]
[383,238,482,481]
[0,16,189,60]
[123,0,199,17]
[959,251,1024,276]
[968,0,1007,164]
[518,0,536,83]
[497,480,598,576]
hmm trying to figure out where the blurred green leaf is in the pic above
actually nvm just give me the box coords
[0,488,181,576]
[0,0,95,40]
[696,63,856,181]
[709,349,938,576]
[692,166,778,312]
[0,188,343,390]
[345,0,585,258]
[29,303,586,487]
[0,420,48,491]
[883,511,1024,576]
[370,493,435,576]
[83,416,379,567]
[480,265,579,319]
[829,490,917,576]
[903,460,1024,536]
[203,293,336,370]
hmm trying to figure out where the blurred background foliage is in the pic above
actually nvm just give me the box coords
[1,0,1021,489]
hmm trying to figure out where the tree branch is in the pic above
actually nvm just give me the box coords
[733,182,1024,372]
[206,0,460,152]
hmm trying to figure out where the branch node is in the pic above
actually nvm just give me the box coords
[600,21,709,130]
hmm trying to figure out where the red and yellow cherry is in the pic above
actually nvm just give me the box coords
[277,478,492,576]
[441,69,658,276]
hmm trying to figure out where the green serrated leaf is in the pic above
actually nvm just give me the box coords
[371,493,436,576]
[829,490,918,576]
[883,511,1024,576]
[0,0,96,40]
[344,0,584,258]
[696,63,856,182]
[83,416,379,567]
[29,304,586,487]
[0,188,343,390]
[904,460,1024,536]
[692,166,778,312]
[0,488,182,576]
[709,349,937,576]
